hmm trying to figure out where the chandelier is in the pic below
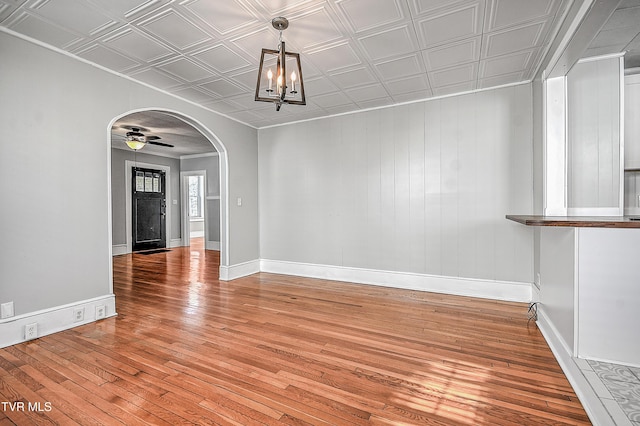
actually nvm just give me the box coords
[255,17,306,111]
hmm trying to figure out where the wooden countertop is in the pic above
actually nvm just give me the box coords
[506,215,640,228]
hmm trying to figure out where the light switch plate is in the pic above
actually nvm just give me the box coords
[1,302,14,319]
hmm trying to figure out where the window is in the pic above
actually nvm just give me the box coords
[188,175,204,219]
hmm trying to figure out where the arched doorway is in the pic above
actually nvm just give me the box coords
[108,108,229,274]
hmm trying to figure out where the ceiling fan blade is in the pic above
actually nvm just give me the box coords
[121,125,150,132]
[146,135,161,141]
[147,140,174,148]
[126,130,145,138]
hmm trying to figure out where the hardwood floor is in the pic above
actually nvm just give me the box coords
[0,241,589,425]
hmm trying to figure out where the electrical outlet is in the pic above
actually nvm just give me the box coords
[25,323,37,340]
[95,305,106,320]
[1,302,14,319]
[73,308,85,322]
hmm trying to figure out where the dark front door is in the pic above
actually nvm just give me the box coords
[132,167,166,252]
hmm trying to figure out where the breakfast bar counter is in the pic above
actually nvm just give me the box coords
[506,214,640,228]
[507,215,640,367]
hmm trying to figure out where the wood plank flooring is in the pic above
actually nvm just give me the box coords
[0,240,590,425]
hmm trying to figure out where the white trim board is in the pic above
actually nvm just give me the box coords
[180,170,208,250]
[219,260,260,281]
[537,307,615,426]
[206,241,220,251]
[260,260,532,302]
[0,295,117,348]
[112,244,127,256]
[180,152,219,160]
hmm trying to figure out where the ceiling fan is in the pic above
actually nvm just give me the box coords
[122,126,174,151]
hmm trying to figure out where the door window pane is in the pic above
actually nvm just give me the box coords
[144,172,153,192]
[152,173,160,192]
[136,171,145,192]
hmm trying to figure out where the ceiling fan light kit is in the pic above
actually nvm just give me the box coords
[125,140,147,151]
[125,128,147,151]
[123,127,173,151]
[255,17,306,111]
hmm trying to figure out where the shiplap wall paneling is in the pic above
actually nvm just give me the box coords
[439,95,460,278]
[408,102,427,273]
[259,85,533,287]
[424,100,443,276]
[308,119,343,267]
[474,90,498,281]
[567,55,623,214]
[390,106,411,272]
[539,227,576,355]
[339,112,368,269]
[459,94,481,280]
[507,87,536,283]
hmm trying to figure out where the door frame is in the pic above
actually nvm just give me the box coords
[181,170,207,248]
[109,108,231,278]
[125,160,172,254]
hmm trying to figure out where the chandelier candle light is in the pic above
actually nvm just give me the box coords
[255,17,305,111]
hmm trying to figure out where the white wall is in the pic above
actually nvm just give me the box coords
[258,84,534,290]
[0,31,258,329]
[539,227,576,355]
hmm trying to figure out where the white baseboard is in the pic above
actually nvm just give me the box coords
[537,307,614,426]
[219,259,260,281]
[260,259,532,302]
[113,240,182,256]
[0,295,117,348]
[206,241,220,251]
[112,244,127,256]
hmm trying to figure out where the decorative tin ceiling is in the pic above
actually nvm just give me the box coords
[1,0,574,129]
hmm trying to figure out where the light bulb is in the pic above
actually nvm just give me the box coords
[267,68,273,91]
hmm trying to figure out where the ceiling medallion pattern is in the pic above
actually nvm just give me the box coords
[0,0,588,128]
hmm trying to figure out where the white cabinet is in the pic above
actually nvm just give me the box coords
[625,74,640,170]
[624,74,640,215]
